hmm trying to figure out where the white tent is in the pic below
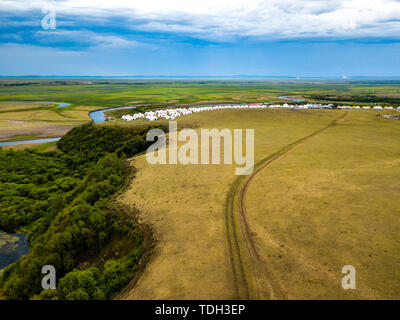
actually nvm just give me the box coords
[121,102,343,121]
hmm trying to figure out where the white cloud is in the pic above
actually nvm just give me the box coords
[0,42,84,56]
[33,30,143,49]
[2,0,400,40]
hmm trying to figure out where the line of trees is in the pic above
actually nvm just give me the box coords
[308,94,400,105]
[0,124,160,299]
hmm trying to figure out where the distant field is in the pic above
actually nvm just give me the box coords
[1,79,399,141]
[0,102,97,141]
[110,107,400,299]
[0,80,291,107]
[1,79,400,108]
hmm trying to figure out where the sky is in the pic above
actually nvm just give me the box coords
[1,0,400,77]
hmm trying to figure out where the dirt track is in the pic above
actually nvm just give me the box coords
[226,111,348,299]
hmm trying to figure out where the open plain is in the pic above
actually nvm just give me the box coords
[0,79,399,300]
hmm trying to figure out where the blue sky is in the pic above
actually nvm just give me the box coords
[1,0,400,77]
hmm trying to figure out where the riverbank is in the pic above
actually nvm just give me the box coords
[0,101,89,146]
[0,229,29,270]
[0,103,138,146]
[0,97,306,147]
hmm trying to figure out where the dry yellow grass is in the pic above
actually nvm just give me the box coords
[0,102,95,141]
[245,111,400,299]
[117,109,342,299]
[0,120,76,141]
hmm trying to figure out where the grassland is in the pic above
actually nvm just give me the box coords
[1,78,399,142]
[2,78,400,108]
[108,109,338,298]
[244,111,400,299]
[105,107,399,300]
[1,79,399,300]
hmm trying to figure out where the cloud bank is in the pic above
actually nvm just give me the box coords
[1,1,400,77]
[1,0,400,40]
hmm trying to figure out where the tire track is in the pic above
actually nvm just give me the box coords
[226,111,347,299]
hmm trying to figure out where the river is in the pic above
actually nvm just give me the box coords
[0,229,29,270]
[0,102,71,268]
[89,106,137,123]
[0,104,139,267]
[0,102,135,146]
[278,95,305,102]
[0,98,303,268]
[0,137,61,147]
[0,103,139,269]
[0,99,307,146]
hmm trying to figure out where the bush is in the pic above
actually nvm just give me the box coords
[0,125,157,300]
[59,268,106,300]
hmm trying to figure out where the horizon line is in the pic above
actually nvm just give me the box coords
[2,75,400,79]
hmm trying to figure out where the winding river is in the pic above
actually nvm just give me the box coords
[0,97,305,268]
[0,98,307,147]
[0,102,73,267]
[278,95,305,102]
[0,103,135,147]
[0,103,139,269]
[89,106,137,123]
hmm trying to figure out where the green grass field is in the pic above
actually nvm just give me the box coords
[0,78,399,142]
[1,78,400,108]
